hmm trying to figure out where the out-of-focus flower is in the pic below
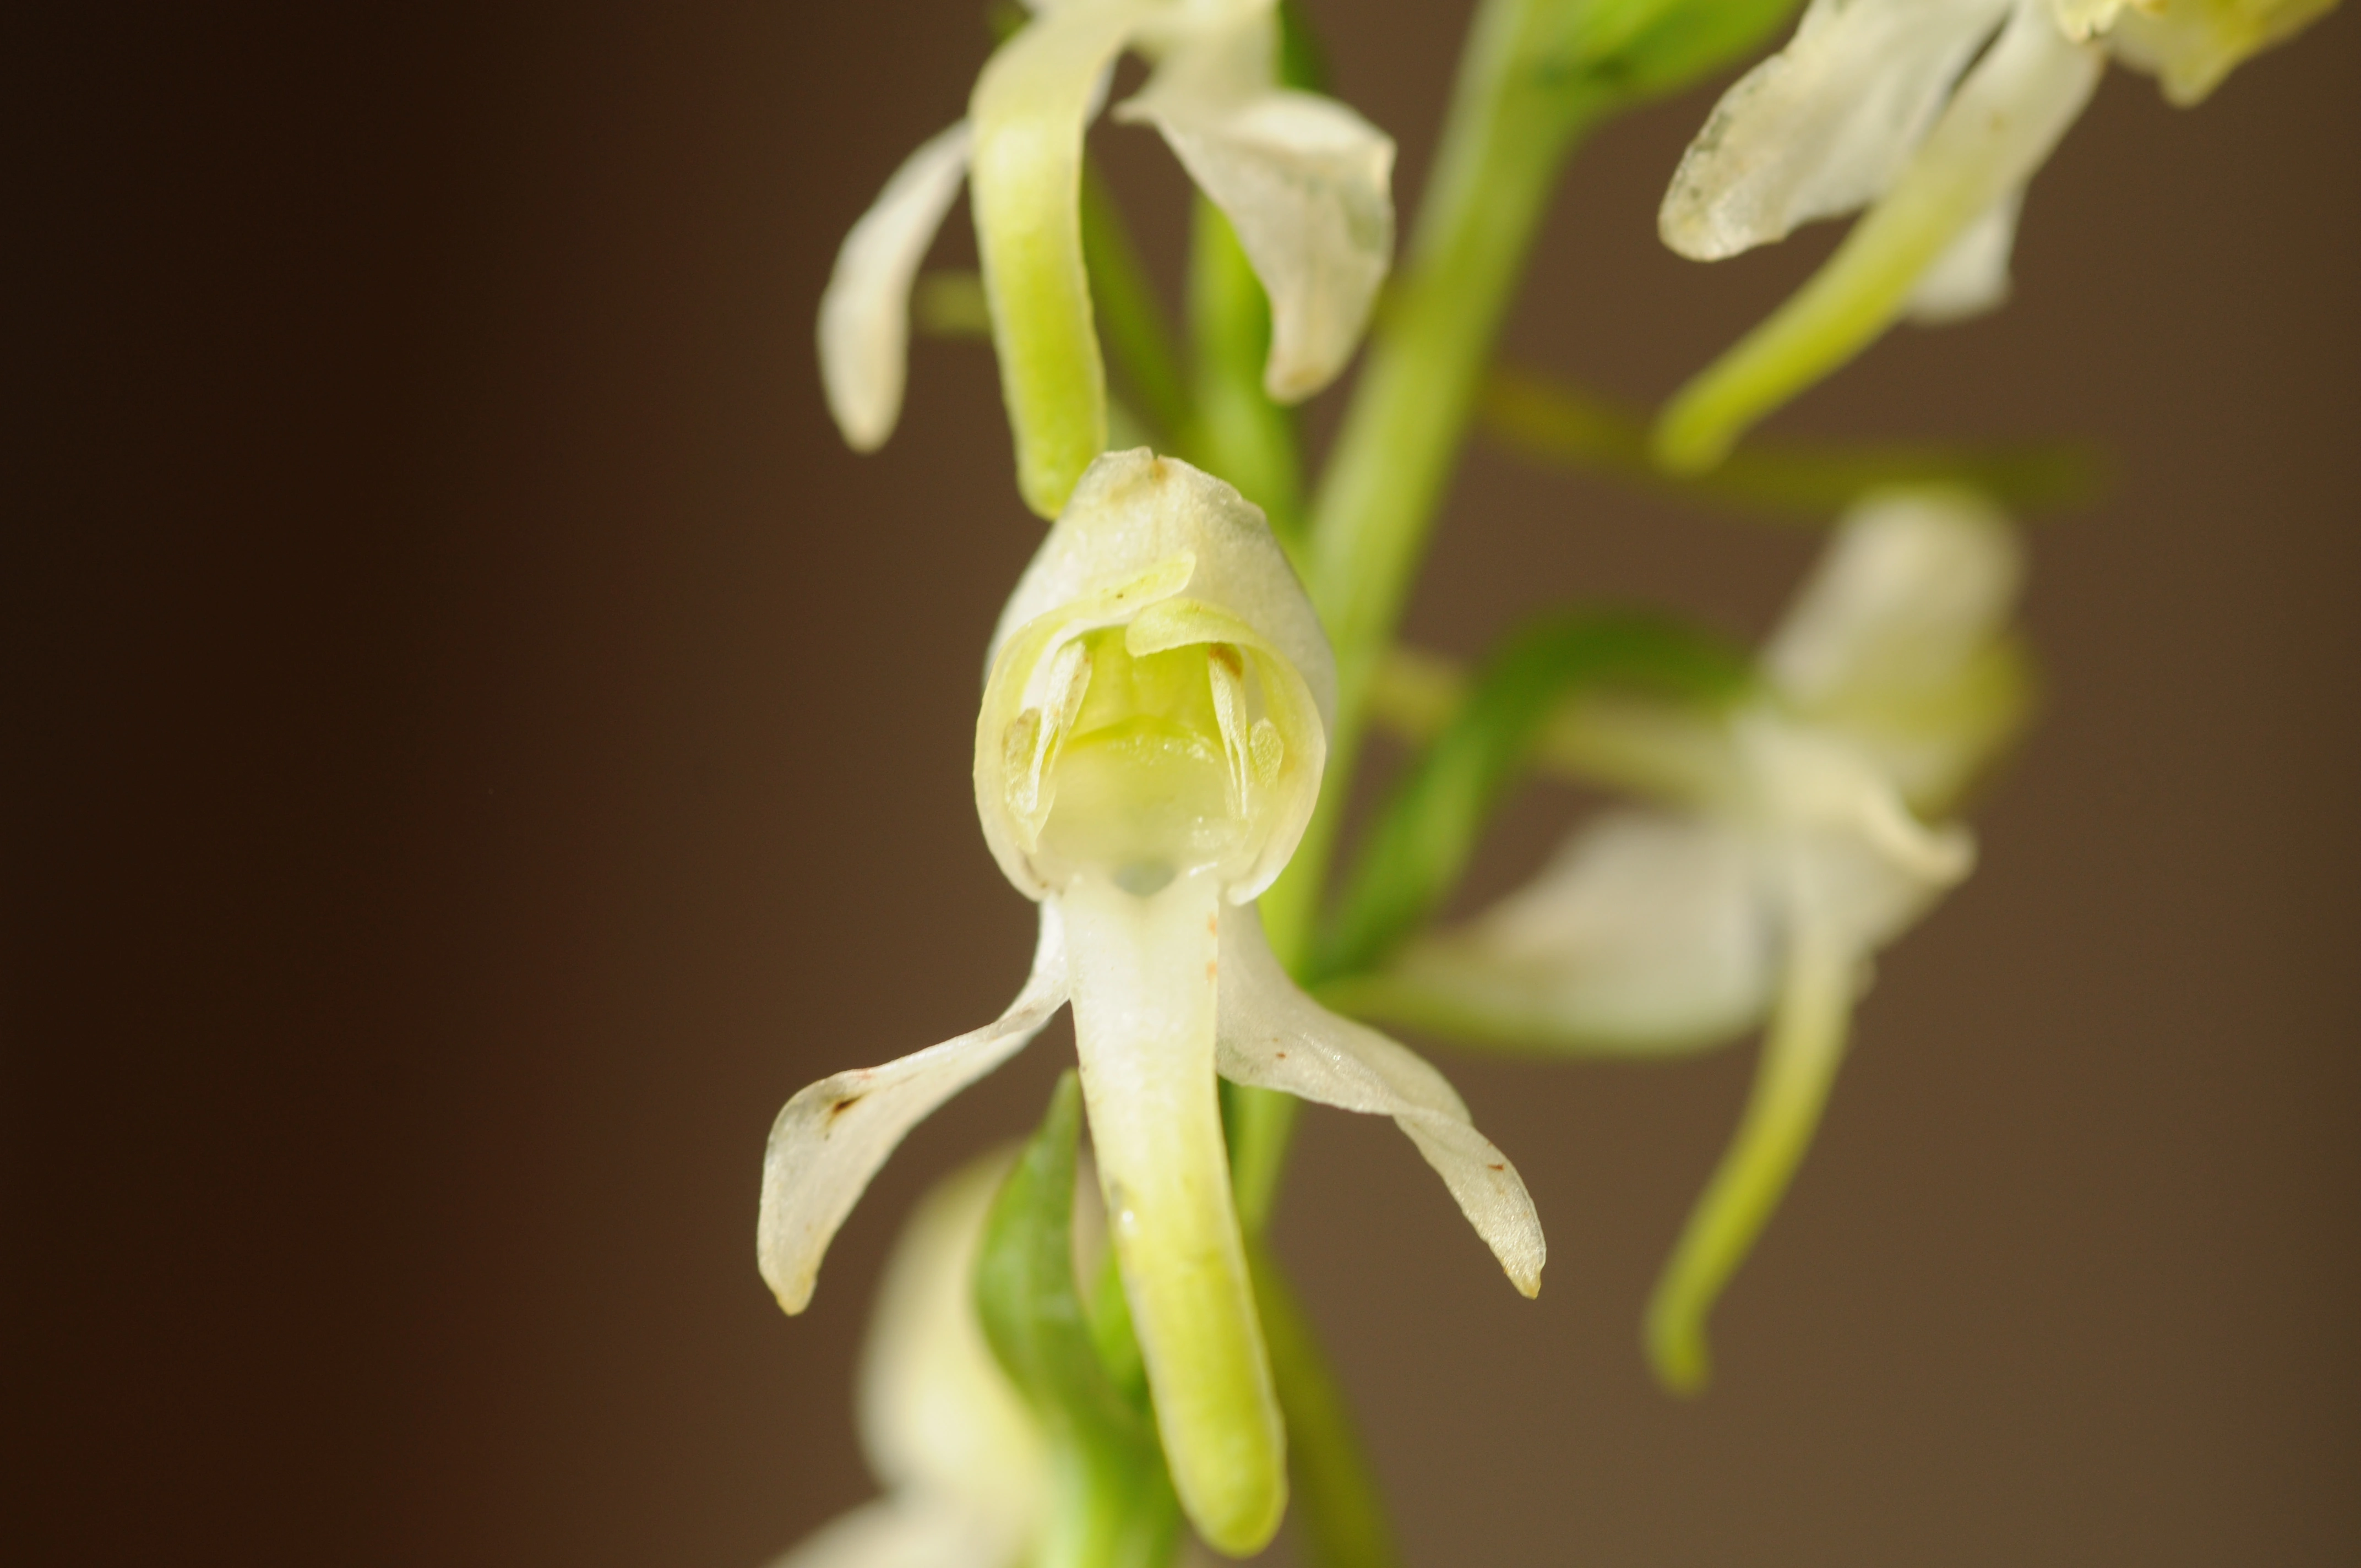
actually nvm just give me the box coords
[1653,0,2341,469]
[1348,489,2027,1390]
[757,450,1541,1554]
[766,1154,1045,1568]
[818,0,1395,517]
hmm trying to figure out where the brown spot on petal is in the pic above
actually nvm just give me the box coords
[1274,1051,1287,1059]
[829,1095,866,1121]
[1487,1163,1504,1172]
[1206,960,1218,981]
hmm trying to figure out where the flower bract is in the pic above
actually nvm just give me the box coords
[818,0,1396,517]
[758,450,1542,1555]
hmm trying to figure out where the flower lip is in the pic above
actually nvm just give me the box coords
[977,450,1332,904]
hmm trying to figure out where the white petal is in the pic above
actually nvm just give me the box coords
[1762,488,2027,803]
[1765,488,2023,711]
[1359,810,1778,1055]
[1215,902,1546,1297]
[1903,184,2025,322]
[857,1155,1046,1521]
[1659,0,2013,259]
[817,122,974,452]
[1064,870,1285,1556]
[766,1495,1020,1568]
[757,905,1069,1315]
[1739,717,1974,956]
[1116,20,1394,401]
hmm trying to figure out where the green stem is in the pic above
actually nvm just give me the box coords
[1082,162,1193,444]
[1185,197,1308,552]
[1232,0,1612,1215]
[1250,1240,1404,1568]
[1482,365,2103,519]
[1259,0,1608,972]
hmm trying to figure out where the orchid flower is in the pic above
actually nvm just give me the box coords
[768,1154,1046,1568]
[758,450,1543,1555]
[1346,489,2028,1390]
[817,0,1396,518]
[1652,0,2342,469]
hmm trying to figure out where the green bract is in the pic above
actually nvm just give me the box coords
[757,451,1542,1557]
[818,0,1396,517]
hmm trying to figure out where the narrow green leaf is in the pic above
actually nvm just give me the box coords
[1081,163,1194,443]
[913,270,993,339]
[1184,198,1307,548]
[977,1072,1150,1444]
[977,1073,1185,1568]
[1316,612,1750,981]
[1549,0,1801,104]
[1483,366,2104,519]
[1277,0,1333,92]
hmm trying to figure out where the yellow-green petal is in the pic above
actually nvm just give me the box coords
[970,2,1148,516]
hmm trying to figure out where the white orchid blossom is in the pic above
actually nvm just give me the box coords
[818,0,1396,518]
[1653,0,2341,469]
[1350,488,2027,1390]
[768,1153,1046,1568]
[759,450,1542,1555]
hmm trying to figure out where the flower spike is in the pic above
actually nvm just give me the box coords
[760,450,1542,1555]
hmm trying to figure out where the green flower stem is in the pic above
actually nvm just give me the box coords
[1222,1079,1298,1241]
[1186,197,1308,551]
[1231,0,1613,1250]
[1368,643,1738,808]
[1082,163,1193,443]
[1482,366,2102,518]
[1259,0,1609,974]
[1250,1240,1404,1568]
[1037,1439,1188,1568]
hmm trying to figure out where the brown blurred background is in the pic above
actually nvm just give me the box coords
[8,3,2357,1565]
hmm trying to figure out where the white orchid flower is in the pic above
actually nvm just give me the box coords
[818,0,1396,518]
[758,450,1542,1555]
[1653,0,2341,469]
[768,1153,1046,1568]
[1350,489,2027,1390]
